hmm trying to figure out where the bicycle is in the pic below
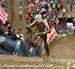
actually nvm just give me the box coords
[25,26,50,57]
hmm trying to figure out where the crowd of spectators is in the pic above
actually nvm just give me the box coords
[0,0,8,11]
[24,0,75,34]
[0,0,75,57]
[24,0,64,32]
[0,0,75,40]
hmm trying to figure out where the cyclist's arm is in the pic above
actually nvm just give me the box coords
[30,20,36,27]
[42,19,50,31]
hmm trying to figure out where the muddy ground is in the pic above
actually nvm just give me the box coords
[0,35,75,69]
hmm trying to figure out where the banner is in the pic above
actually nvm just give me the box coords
[47,26,57,44]
[0,5,8,24]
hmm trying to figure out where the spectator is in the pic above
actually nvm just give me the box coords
[0,21,4,35]
[70,0,74,12]
[18,0,23,5]
[19,6,23,20]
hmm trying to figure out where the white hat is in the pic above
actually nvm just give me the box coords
[67,15,70,18]
[20,37,24,41]
[62,8,66,12]
[20,34,24,37]
[16,34,20,38]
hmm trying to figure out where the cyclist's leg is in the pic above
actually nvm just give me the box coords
[44,40,50,57]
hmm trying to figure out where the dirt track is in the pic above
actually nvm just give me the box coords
[50,34,75,59]
[0,35,75,69]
